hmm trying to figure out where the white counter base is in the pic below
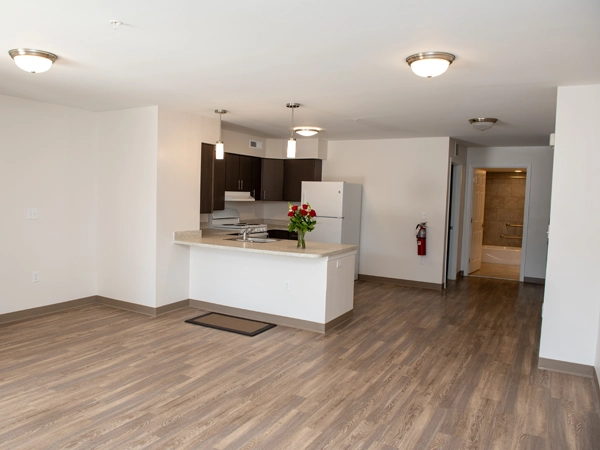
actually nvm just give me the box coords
[188,245,356,332]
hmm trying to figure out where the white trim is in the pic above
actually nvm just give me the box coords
[462,163,532,282]
[445,163,462,281]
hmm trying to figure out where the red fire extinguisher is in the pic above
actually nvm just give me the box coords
[416,222,427,256]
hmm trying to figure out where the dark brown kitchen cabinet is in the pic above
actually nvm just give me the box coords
[260,159,284,201]
[251,157,262,199]
[200,143,226,213]
[213,155,226,210]
[225,153,253,192]
[283,159,322,202]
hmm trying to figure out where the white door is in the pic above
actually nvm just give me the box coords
[469,169,486,273]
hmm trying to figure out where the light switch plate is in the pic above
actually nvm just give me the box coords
[27,208,38,220]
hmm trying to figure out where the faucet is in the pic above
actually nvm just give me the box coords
[242,226,255,240]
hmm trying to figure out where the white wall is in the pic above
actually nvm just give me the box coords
[266,138,327,159]
[96,107,158,307]
[155,108,219,307]
[539,84,600,368]
[222,130,267,157]
[0,95,97,314]
[463,146,553,279]
[323,138,451,285]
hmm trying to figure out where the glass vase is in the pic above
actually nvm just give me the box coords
[297,230,306,249]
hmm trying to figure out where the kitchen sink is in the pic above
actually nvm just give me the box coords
[226,237,278,243]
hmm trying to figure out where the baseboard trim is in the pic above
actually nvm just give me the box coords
[0,296,96,324]
[324,310,354,332]
[593,368,600,414]
[189,299,351,333]
[538,357,594,378]
[358,274,443,290]
[156,300,190,315]
[96,296,157,316]
[0,296,191,324]
[524,276,545,285]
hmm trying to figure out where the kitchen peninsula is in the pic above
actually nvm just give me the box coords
[174,230,357,332]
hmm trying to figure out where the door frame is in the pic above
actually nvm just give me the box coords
[461,163,532,282]
[445,162,462,283]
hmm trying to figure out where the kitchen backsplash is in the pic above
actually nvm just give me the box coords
[200,201,298,229]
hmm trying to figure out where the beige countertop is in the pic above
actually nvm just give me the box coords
[174,229,357,259]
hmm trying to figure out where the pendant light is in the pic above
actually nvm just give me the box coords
[406,52,455,78]
[9,48,57,73]
[215,109,227,159]
[286,103,299,158]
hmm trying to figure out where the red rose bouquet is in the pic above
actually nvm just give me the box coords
[287,202,317,248]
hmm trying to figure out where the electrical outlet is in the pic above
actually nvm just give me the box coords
[421,212,427,219]
[27,208,38,220]
[336,260,342,268]
[419,257,425,265]
[284,281,291,292]
[32,271,40,283]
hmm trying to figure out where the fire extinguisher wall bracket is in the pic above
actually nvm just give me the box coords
[416,222,427,256]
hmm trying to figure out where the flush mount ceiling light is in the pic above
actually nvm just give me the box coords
[215,109,227,159]
[469,118,498,132]
[286,103,300,158]
[406,52,455,78]
[8,48,57,73]
[294,127,320,137]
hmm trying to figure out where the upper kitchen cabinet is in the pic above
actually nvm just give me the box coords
[260,159,284,201]
[200,143,226,213]
[283,159,323,202]
[225,153,254,192]
[251,157,262,200]
[213,155,226,210]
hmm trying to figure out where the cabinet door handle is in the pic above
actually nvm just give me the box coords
[237,180,241,190]
[241,180,243,190]
[264,190,266,200]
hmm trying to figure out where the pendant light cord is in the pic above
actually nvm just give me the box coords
[219,112,222,141]
[290,107,295,139]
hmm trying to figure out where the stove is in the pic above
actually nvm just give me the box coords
[209,209,268,236]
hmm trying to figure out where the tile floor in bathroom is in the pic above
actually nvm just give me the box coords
[469,262,520,281]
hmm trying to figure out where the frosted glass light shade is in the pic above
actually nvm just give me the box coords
[9,49,57,73]
[216,141,224,159]
[410,59,450,78]
[406,52,455,78]
[287,138,296,158]
[295,128,319,137]
[469,118,498,131]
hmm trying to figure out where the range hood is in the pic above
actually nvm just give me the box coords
[224,191,255,202]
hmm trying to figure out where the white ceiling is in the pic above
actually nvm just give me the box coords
[1,0,599,146]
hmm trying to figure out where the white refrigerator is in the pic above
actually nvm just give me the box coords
[301,181,363,279]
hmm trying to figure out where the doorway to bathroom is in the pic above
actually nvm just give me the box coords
[466,167,528,281]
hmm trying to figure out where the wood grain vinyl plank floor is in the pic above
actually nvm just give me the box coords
[1,277,598,449]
